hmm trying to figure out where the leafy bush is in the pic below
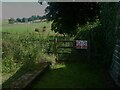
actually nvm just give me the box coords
[2,58,21,73]
[74,3,119,68]
[99,3,118,68]
[74,21,102,64]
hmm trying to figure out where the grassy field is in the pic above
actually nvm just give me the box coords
[2,19,53,34]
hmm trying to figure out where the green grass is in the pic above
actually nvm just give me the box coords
[2,22,50,33]
[31,62,115,88]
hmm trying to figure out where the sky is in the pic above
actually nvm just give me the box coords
[2,2,48,19]
[2,0,38,2]
[2,0,120,2]
[2,0,120,19]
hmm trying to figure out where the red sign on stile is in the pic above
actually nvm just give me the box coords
[75,40,87,49]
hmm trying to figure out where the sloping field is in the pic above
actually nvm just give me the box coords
[2,19,52,33]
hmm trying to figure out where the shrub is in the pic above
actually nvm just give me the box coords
[2,33,56,75]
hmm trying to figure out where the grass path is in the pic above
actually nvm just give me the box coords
[31,62,116,88]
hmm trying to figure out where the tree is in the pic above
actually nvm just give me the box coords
[41,15,46,19]
[40,2,100,35]
[28,17,33,22]
[8,18,15,24]
[22,18,28,23]
[99,3,119,66]
[31,15,37,20]
[16,18,22,22]
[37,15,42,19]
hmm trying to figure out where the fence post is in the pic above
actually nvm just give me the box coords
[55,38,57,54]
[54,38,58,61]
[88,30,91,63]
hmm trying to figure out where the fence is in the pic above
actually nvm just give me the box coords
[110,39,120,87]
[48,38,74,54]
[47,38,90,62]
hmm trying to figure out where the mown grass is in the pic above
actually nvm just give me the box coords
[31,62,116,88]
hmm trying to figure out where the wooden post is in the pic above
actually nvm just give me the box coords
[55,38,57,54]
[54,38,58,61]
[88,30,91,63]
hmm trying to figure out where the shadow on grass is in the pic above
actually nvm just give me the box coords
[29,49,117,88]
[30,62,117,88]
[57,48,89,63]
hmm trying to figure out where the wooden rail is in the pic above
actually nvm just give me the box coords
[57,46,73,48]
[49,40,74,42]
[49,38,74,55]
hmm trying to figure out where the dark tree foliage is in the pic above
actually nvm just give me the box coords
[22,18,28,22]
[99,3,119,67]
[16,18,22,22]
[28,17,33,22]
[37,15,42,19]
[32,15,37,20]
[44,2,101,35]
[41,15,47,19]
[8,18,15,24]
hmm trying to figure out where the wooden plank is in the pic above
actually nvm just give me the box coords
[57,52,71,54]
[49,40,74,42]
[47,52,71,54]
[57,40,74,42]
[57,46,73,48]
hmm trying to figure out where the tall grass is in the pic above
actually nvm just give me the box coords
[2,32,56,83]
